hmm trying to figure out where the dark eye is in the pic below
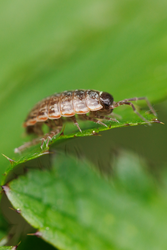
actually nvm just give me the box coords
[100,92,114,109]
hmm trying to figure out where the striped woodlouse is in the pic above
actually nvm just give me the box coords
[14,89,157,153]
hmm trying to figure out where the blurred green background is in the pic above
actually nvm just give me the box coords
[0,0,167,249]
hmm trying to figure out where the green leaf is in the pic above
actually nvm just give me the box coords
[1,107,159,185]
[0,247,14,250]
[0,1,167,248]
[0,0,167,179]
[3,153,167,250]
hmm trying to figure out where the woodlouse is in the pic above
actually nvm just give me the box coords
[14,89,157,153]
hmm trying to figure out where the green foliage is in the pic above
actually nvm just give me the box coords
[0,247,14,250]
[0,0,167,176]
[3,108,157,172]
[3,153,167,250]
[0,0,167,249]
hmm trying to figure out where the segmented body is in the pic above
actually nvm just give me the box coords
[24,90,108,128]
[14,89,157,153]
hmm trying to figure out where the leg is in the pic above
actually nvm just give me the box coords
[95,112,119,123]
[71,116,82,132]
[111,101,151,123]
[15,123,44,153]
[15,121,63,153]
[45,118,63,131]
[26,123,43,136]
[90,110,119,123]
[110,112,122,120]
[115,97,157,116]
[81,114,108,128]
[14,137,42,153]
[15,127,62,153]
[40,128,62,149]
[41,119,63,149]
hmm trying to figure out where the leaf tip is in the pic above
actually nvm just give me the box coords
[12,241,21,250]
[152,118,164,124]
[1,185,10,194]
[9,207,21,214]
[2,153,15,164]
[27,231,42,238]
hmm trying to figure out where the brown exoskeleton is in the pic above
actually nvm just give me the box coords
[15,89,156,153]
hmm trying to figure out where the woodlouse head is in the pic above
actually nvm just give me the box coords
[99,92,114,110]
